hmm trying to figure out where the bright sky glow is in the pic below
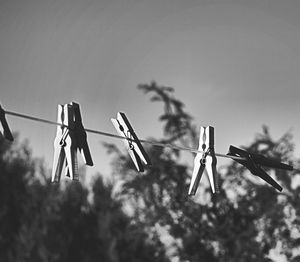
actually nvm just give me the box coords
[1,0,300,179]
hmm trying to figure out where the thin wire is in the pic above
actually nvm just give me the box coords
[6,110,124,139]
[6,111,61,127]
[5,109,245,161]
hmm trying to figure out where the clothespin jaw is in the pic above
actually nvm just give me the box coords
[52,104,78,182]
[0,104,14,141]
[227,145,290,192]
[188,126,218,196]
[63,104,78,180]
[52,105,65,182]
[71,102,93,166]
[111,112,151,172]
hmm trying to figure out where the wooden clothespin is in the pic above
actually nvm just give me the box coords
[227,145,293,192]
[71,102,93,166]
[52,104,78,182]
[188,126,218,196]
[111,112,151,172]
[0,104,14,141]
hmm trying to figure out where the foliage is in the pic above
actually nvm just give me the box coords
[0,134,169,261]
[0,82,299,261]
[106,81,300,262]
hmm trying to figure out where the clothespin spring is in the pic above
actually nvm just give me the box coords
[127,131,135,150]
[59,129,69,147]
[117,122,135,151]
[200,149,210,165]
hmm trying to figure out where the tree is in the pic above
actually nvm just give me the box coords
[0,135,36,261]
[106,82,300,262]
[0,133,169,262]
[1,83,299,261]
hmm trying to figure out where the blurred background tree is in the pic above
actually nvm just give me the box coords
[0,134,168,261]
[0,83,299,261]
[106,82,300,262]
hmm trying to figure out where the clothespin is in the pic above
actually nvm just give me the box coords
[188,126,218,196]
[0,104,14,141]
[227,145,293,192]
[111,112,151,172]
[52,104,78,182]
[71,102,93,166]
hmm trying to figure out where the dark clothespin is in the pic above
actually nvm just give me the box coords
[189,126,218,196]
[0,104,14,141]
[52,104,78,182]
[227,145,293,192]
[71,102,93,166]
[111,112,151,172]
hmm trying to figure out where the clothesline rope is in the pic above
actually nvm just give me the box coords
[5,109,245,161]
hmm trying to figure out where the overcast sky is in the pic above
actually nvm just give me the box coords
[1,0,300,179]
